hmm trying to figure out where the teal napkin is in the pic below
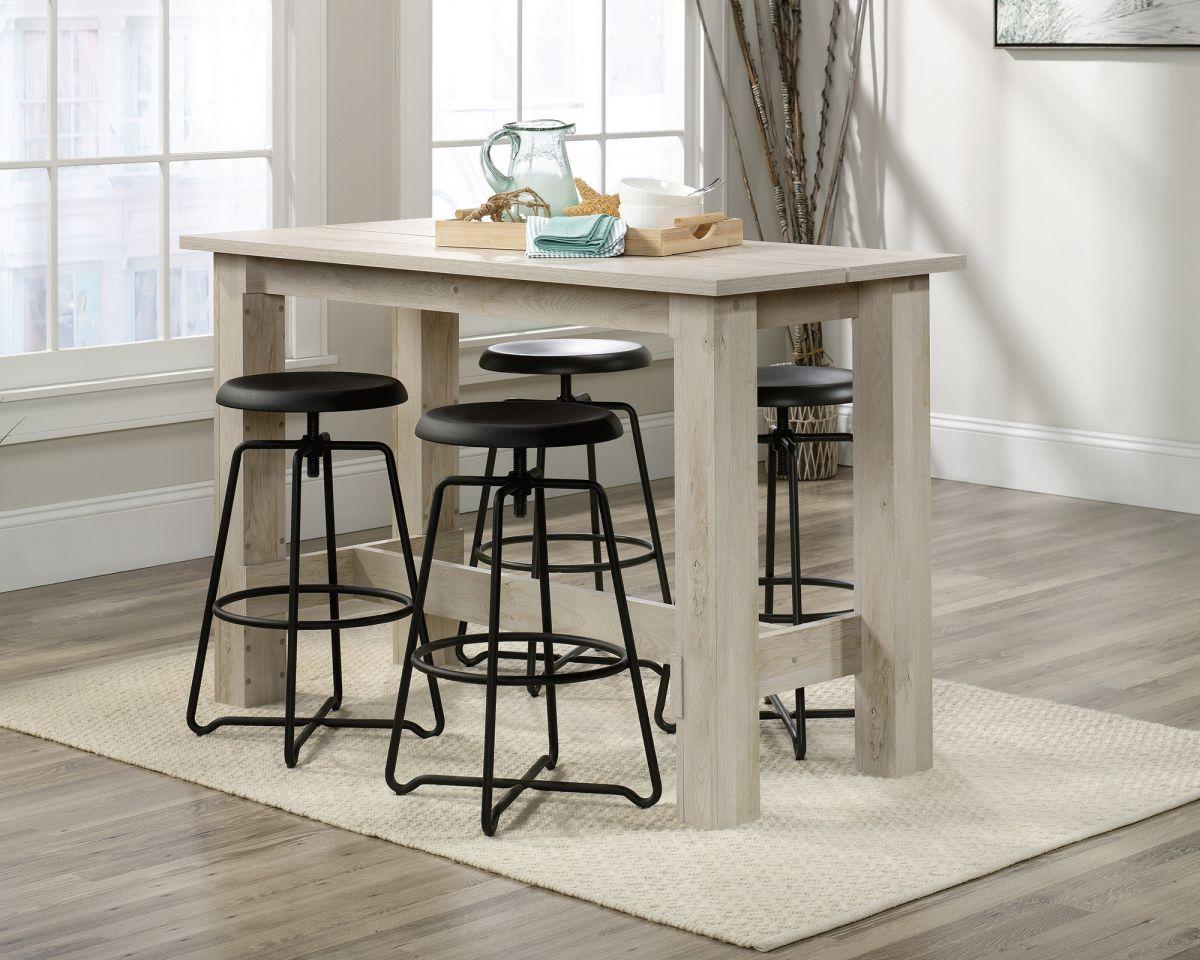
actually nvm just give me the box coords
[531,215,614,255]
[525,215,626,258]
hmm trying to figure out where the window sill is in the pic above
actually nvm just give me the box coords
[1,354,338,445]
[1,325,674,446]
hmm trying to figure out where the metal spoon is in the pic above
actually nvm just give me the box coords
[688,176,726,197]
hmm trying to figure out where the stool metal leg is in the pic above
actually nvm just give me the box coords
[783,436,808,758]
[583,476,662,806]
[589,400,672,605]
[371,440,445,736]
[767,687,808,760]
[783,435,804,623]
[457,446,498,662]
[764,439,779,618]
[321,446,343,710]
[585,443,604,591]
[478,484,556,835]
[795,688,808,759]
[525,448,547,697]
[283,447,306,769]
[532,481,559,767]
[385,476,464,795]
[586,400,674,733]
[187,442,249,735]
[479,488,504,834]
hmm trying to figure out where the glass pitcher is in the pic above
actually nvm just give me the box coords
[481,119,580,216]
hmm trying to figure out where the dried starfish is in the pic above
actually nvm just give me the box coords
[562,178,620,218]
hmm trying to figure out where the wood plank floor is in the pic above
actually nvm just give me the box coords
[4,470,1200,959]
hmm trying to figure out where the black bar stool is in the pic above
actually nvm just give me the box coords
[464,338,671,596]
[758,364,856,759]
[456,338,674,727]
[187,371,443,767]
[384,400,662,836]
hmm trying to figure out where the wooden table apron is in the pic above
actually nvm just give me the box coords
[188,222,959,830]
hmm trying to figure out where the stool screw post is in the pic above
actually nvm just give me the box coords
[305,412,321,478]
[558,374,574,402]
[512,447,529,517]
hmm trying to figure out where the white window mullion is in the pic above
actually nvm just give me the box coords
[47,0,59,353]
[0,147,273,170]
[600,0,607,190]
[272,0,289,355]
[683,0,698,185]
[271,0,287,225]
[158,0,170,341]
[515,0,523,119]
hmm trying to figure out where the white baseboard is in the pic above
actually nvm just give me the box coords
[0,410,675,592]
[837,406,1200,515]
[5,406,1198,593]
[929,412,1200,515]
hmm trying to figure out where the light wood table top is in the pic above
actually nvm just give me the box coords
[181,218,964,297]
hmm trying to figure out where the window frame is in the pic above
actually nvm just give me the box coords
[0,0,329,397]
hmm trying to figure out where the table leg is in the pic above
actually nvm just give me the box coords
[212,254,287,707]
[670,293,760,828]
[853,276,934,776]
[393,309,462,665]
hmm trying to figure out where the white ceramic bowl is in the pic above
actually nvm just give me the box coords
[622,200,703,229]
[619,177,699,207]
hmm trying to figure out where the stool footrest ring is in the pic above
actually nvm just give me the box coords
[413,633,630,686]
[759,575,854,624]
[213,583,413,631]
[759,574,853,590]
[475,532,656,575]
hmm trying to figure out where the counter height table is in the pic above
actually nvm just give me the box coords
[182,219,964,830]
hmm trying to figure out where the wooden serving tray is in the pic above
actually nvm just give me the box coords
[626,213,744,256]
[434,212,744,257]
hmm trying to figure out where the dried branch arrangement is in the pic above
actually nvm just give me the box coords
[697,0,869,365]
[698,0,869,478]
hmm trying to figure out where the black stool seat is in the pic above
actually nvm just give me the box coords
[216,371,407,413]
[417,401,622,449]
[757,365,853,408]
[480,338,652,376]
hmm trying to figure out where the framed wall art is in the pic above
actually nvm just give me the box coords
[996,0,1200,48]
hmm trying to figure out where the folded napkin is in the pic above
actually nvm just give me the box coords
[525,214,626,258]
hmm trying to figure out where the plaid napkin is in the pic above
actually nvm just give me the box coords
[525,215,626,258]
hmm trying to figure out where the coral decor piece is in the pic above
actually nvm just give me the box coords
[562,178,621,218]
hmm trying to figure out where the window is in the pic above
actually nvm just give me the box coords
[426,0,698,339]
[431,0,690,220]
[0,0,288,391]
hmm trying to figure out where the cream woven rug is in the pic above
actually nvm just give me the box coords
[4,626,1200,952]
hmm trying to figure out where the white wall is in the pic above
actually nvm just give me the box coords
[837,0,1200,512]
